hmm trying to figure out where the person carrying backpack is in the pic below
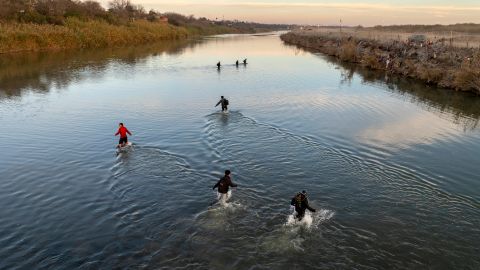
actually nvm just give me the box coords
[290,191,316,221]
[213,170,237,204]
[215,96,229,112]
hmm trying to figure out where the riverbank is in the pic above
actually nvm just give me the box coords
[281,30,480,94]
[0,0,290,54]
[0,18,244,54]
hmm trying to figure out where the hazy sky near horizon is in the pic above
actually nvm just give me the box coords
[99,0,480,26]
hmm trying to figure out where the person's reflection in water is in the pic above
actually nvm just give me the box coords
[219,112,229,126]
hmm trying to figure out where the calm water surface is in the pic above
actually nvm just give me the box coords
[0,33,479,269]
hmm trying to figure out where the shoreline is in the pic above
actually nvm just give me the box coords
[281,30,480,94]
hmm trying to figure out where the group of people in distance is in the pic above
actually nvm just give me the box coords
[217,58,247,69]
[114,95,317,222]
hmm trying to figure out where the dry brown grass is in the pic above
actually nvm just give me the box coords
[454,67,480,93]
[0,18,191,53]
[339,41,357,61]
[361,54,379,69]
[417,66,445,83]
[298,27,480,49]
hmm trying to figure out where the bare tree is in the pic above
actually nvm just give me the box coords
[35,0,69,17]
[108,0,130,11]
[108,0,145,21]
[81,0,105,18]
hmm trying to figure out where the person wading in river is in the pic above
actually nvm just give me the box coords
[215,96,229,112]
[213,170,237,204]
[291,191,316,221]
[115,123,132,148]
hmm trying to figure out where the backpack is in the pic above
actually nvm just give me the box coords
[224,99,229,105]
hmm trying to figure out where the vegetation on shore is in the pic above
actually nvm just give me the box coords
[369,24,480,34]
[0,19,190,53]
[281,30,480,94]
[0,0,288,53]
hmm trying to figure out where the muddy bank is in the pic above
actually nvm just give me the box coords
[281,31,480,94]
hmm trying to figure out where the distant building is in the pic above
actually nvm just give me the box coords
[148,12,169,23]
[159,16,168,23]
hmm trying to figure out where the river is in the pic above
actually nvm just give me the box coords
[0,33,479,269]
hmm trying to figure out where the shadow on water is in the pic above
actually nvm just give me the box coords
[0,39,202,100]
[283,42,480,131]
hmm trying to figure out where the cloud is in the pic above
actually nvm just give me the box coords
[359,111,458,148]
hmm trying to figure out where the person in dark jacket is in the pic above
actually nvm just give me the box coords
[290,191,316,221]
[217,61,221,69]
[215,96,229,112]
[213,170,237,204]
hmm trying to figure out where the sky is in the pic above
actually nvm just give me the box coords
[99,0,480,26]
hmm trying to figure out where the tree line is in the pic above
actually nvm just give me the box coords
[0,0,168,25]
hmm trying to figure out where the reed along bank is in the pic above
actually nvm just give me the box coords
[0,0,288,54]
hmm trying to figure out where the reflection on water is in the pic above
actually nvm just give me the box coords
[339,59,480,131]
[360,112,459,147]
[0,33,479,269]
[288,45,480,132]
[0,40,198,99]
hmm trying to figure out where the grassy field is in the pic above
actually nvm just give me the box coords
[370,24,480,34]
[298,27,480,48]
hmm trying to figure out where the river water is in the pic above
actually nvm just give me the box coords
[0,33,479,269]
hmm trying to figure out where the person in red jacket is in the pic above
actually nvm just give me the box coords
[115,123,132,148]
